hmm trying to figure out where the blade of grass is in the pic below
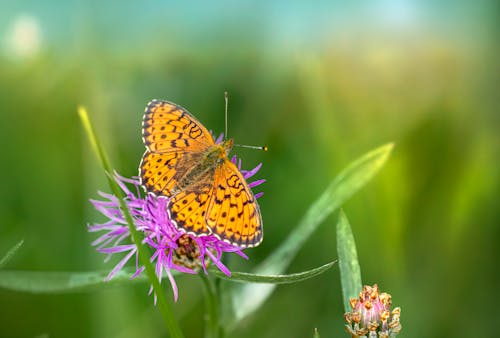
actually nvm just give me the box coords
[336,210,362,313]
[78,106,184,338]
[231,143,393,324]
[0,239,24,268]
[212,261,335,284]
[0,262,335,294]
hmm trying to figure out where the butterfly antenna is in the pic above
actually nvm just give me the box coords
[234,144,269,151]
[224,91,229,139]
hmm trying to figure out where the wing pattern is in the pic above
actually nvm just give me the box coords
[167,167,215,236]
[205,160,263,247]
[142,99,214,153]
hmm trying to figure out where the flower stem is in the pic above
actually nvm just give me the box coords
[200,274,220,338]
[78,106,184,338]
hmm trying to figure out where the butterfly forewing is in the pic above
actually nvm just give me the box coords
[140,150,208,197]
[140,99,214,196]
[142,99,215,153]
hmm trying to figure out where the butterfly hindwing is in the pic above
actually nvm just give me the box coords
[205,160,263,248]
[168,187,213,236]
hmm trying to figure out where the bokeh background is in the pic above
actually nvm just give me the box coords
[0,1,498,337]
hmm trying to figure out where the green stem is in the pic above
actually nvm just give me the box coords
[78,106,184,338]
[200,274,219,338]
[214,277,225,338]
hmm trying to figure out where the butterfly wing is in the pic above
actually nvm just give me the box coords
[167,169,216,236]
[140,151,206,197]
[140,99,214,197]
[142,99,215,153]
[205,159,263,248]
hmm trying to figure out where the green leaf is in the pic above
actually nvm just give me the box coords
[212,261,336,284]
[0,239,24,269]
[0,263,335,294]
[0,269,141,293]
[336,210,362,313]
[231,143,393,323]
[313,328,320,338]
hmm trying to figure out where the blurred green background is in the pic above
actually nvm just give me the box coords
[0,1,498,337]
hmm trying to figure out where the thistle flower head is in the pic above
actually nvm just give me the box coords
[88,156,264,302]
[344,284,402,338]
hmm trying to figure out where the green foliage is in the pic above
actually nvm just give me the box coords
[336,211,362,313]
[229,143,393,324]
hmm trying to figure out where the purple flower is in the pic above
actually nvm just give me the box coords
[89,158,264,302]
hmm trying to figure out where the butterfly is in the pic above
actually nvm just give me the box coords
[139,99,263,248]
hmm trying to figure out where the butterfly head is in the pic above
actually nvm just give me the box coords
[206,138,234,163]
[221,138,234,156]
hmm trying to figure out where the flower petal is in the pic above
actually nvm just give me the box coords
[105,248,137,281]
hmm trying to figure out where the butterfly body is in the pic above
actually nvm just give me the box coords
[174,139,234,194]
[140,100,263,248]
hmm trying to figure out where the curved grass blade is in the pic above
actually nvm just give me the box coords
[231,143,393,323]
[0,263,335,293]
[212,261,336,284]
[0,239,24,269]
[337,210,362,313]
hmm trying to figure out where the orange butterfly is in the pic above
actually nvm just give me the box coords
[139,100,263,248]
